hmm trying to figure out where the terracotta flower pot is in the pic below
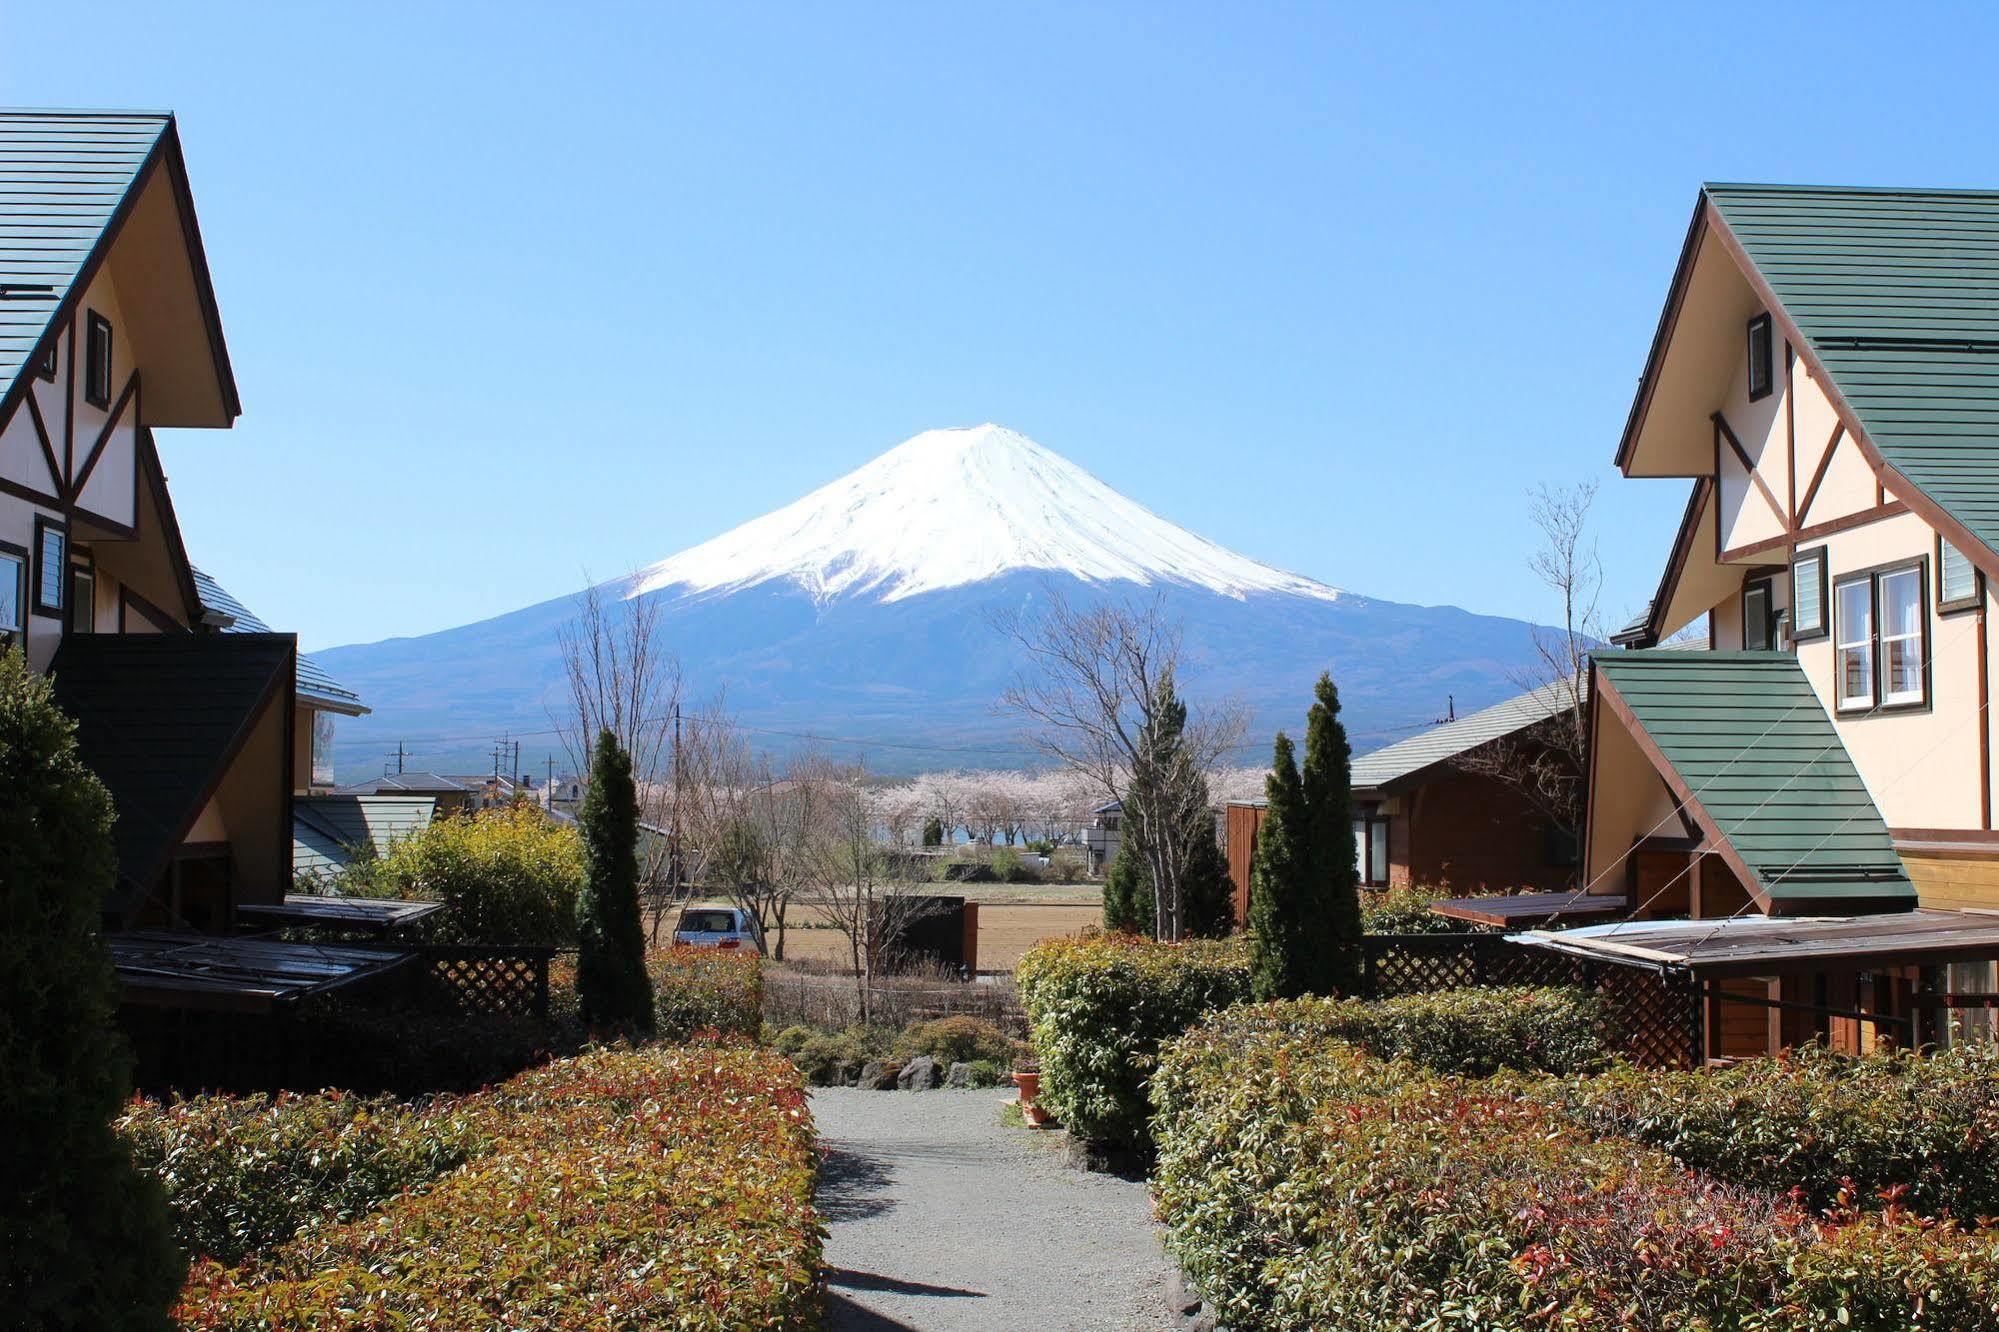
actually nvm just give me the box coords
[1011,1070,1041,1104]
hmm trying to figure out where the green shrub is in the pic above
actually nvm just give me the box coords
[1358,882,1488,934]
[1235,986,1607,1077]
[958,1059,1004,1087]
[0,648,184,1328]
[891,1016,1024,1068]
[339,804,582,946]
[1546,1041,1999,1220]
[118,1093,490,1267]
[776,1027,884,1085]
[176,1045,821,1329]
[650,946,764,1041]
[1016,932,1251,1152]
[1151,1024,1999,1330]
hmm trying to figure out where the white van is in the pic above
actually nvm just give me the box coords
[672,905,763,954]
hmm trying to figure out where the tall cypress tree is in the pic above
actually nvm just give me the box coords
[1300,673,1363,996]
[1179,811,1236,938]
[1100,836,1150,935]
[575,728,654,1033]
[0,649,183,1328]
[1248,732,1309,1000]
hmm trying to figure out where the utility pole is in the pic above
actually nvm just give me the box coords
[385,741,407,775]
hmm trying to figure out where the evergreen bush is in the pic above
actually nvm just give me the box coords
[1015,932,1251,1152]
[1299,673,1362,992]
[1247,732,1309,999]
[1101,838,1149,934]
[574,729,653,1033]
[0,649,184,1328]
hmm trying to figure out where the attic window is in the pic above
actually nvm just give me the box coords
[84,310,111,408]
[1747,314,1774,401]
[36,339,54,382]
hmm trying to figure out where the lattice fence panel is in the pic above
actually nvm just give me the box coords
[420,948,551,1018]
[1362,935,1698,1067]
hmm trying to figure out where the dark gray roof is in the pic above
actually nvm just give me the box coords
[1513,909,1999,979]
[191,567,366,715]
[50,632,293,908]
[1350,678,1581,795]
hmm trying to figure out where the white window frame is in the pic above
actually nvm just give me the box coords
[1353,811,1390,888]
[1834,560,1929,714]
[0,542,25,649]
[1834,574,1875,713]
[1878,565,1925,708]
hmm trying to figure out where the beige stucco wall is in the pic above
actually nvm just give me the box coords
[1791,508,1984,830]
[1584,689,1685,891]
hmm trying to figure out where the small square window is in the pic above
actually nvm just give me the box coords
[1939,536,1981,613]
[1747,313,1774,401]
[84,310,112,408]
[32,518,64,616]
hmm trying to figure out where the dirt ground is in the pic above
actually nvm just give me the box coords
[778,901,1102,972]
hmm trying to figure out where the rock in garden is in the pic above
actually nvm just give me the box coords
[897,1055,941,1090]
[857,1060,900,1090]
[944,1061,977,1089]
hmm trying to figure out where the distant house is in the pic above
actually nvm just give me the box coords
[1223,678,1592,916]
[293,793,437,883]
[1082,799,1122,874]
[336,771,481,814]
[192,567,368,792]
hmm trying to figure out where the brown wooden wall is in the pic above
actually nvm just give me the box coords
[1403,768,1574,894]
[1225,802,1264,926]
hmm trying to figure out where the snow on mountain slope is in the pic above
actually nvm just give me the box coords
[628,424,1343,605]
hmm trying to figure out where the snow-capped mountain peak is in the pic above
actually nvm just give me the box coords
[628,424,1342,605]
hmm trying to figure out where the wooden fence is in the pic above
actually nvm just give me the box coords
[416,945,553,1019]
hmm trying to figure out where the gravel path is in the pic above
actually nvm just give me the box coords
[812,1087,1180,1331]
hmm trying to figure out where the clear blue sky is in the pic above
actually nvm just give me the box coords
[11,4,1999,650]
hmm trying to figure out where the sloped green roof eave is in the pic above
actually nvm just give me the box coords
[1706,182,1999,564]
[1593,648,1913,907]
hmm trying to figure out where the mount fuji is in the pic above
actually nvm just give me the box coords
[315,425,1557,778]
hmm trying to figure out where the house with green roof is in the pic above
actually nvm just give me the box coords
[1573,181,1999,1058]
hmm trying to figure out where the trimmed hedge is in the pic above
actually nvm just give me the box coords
[649,946,763,1041]
[1016,933,1251,1152]
[174,1045,821,1329]
[1221,986,1609,1077]
[1151,1010,1999,1330]
[118,1093,490,1267]
[1546,1041,1999,1220]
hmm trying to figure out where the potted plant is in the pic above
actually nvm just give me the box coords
[1012,1058,1052,1127]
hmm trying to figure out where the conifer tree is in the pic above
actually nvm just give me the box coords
[0,649,183,1328]
[575,727,654,1032]
[1300,672,1363,995]
[1100,836,1150,934]
[1179,812,1236,938]
[921,816,944,848]
[1248,732,1310,999]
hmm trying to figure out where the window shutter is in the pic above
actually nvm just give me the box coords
[1791,549,1825,636]
[1941,539,1978,608]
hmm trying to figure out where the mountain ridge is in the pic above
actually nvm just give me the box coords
[315,425,1555,779]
